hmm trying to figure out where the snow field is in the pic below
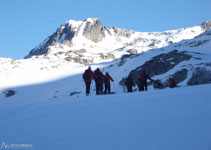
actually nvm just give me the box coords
[0,84,211,150]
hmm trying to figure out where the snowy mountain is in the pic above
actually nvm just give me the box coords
[1,18,211,150]
[0,18,211,99]
[25,18,210,64]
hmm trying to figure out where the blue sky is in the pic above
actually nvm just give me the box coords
[0,0,210,59]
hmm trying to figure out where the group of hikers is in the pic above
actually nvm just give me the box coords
[83,66,114,95]
[83,66,177,95]
[124,71,177,93]
[124,70,153,92]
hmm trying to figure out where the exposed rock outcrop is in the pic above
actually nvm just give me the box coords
[188,67,211,85]
[188,40,210,47]
[4,90,16,98]
[171,69,188,83]
[118,54,135,67]
[127,49,138,54]
[83,18,105,43]
[25,22,80,58]
[64,56,93,65]
[129,50,192,82]
[111,27,135,38]
[98,53,116,60]
[201,20,211,31]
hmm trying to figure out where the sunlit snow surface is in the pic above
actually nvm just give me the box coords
[0,84,211,150]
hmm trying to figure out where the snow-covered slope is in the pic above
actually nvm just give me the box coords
[0,84,211,150]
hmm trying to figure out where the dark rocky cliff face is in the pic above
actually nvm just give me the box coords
[83,19,105,43]
[188,66,211,85]
[25,24,77,58]
[25,18,106,58]
[128,50,192,82]
[119,49,211,87]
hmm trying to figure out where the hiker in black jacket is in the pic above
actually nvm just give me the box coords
[104,72,114,94]
[83,66,95,95]
[125,75,135,92]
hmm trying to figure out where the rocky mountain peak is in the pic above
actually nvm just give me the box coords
[25,18,209,60]
[201,20,211,30]
[82,18,105,42]
[25,18,106,58]
[84,18,101,24]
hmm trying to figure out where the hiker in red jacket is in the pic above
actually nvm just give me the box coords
[104,72,114,94]
[169,78,177,88]
[138,70,153,91]
[83,66,95,95]
[94,68,106,95]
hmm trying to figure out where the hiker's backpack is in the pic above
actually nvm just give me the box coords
[153,80,159,88]
[126,77,133,86]
[83,70,91,80]
[141,73,146,81]
[94,70,101,82]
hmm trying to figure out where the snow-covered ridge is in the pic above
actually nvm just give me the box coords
[24,18,209,62]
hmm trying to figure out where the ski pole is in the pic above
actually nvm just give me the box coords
[77,83,85,98]
[123,85,126,93]
[112,81,116,93]
[90,80,93,96]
